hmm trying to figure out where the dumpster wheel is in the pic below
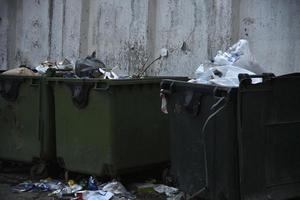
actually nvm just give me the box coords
[0,161,3,172]
[30,162,48,179]
[162,168,175,186]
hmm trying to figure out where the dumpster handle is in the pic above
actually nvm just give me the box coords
[160,81,174,95]
[66,83,94,109]
[238,73,275,86]
[0,79,24,102]
[30,79,40,87]
[94,82,110,91]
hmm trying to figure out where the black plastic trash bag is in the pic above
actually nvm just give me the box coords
[75,52,106,78]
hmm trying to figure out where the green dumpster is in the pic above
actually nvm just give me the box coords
[48,77,186,176]
[0,75,55,175]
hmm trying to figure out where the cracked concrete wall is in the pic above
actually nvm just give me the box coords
[0,0,299,76]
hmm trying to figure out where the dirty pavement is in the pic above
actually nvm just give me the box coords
[0,164,182,200]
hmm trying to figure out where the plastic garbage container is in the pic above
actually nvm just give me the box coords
[0,75,55,176]
[161,73,300,200]
[161,78,240,200]
[238,73,300,200]
[48,77,187,176]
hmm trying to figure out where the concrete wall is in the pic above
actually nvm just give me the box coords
[0,0,299,76]
[239,0,300,75]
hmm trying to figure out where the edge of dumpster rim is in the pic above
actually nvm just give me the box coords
[0,75,42,80]
[46,76,188,85]
[161,79,237,91]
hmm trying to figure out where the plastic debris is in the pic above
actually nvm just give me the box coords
[132,183,156,193]
[88,176,98,191]
[167,192,184,200]
[40,179,64,191]
[5,53,119,79]
[189,65,262,87]
[10,178,183,200]
[101,181,134,199]
[102,181,128,195]
[50,184,83,197]
[11,179,65,193]
[131,183,182,200]
[57,58,73,70]
[213,39,264,74]
[36,61,56,74]
[153,184,179,197]
[98,68,119,80]
[189,39,265,87]
[74,52,119,79]
[11,182,35,193]
[35,59,74,76]
[75,51,106,78]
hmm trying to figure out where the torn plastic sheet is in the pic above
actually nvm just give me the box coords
[189,65,262,87]
[213,39,264,74]
[190,39,265,87]
[49,184,83,197]
[153,184,179,197]
[11,179,65,193]
[98,68,119,80]
[101,181,135,199]
[36,59,74,75]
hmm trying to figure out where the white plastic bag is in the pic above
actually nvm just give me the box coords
[192,65,261,87]
[209,65,261,87]
[213,39,264,74]
[190,39,265,87]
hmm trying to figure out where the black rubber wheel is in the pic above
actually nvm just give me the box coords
[30,163,48,180]
[162,168,175,186]
[0,161,3,172]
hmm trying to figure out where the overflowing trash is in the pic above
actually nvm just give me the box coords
[189,39,265,87]
[133,183,183,200]
[11,179,65,193]
[35,59,73,75]
[11,178,130,200]
[10,176,182,200]
[1,51,120,80]
[189,64,261,87]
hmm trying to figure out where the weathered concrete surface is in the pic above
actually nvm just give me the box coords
[0,0,299,76]
[0,1,8,68]
[239,0,300,75]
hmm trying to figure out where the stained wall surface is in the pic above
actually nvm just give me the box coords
[0,0,299,76]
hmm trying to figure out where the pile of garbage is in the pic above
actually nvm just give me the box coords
[2,52,119,79]
[189,39,265,87]
[11,176,183,200]
[11,177,132,200]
